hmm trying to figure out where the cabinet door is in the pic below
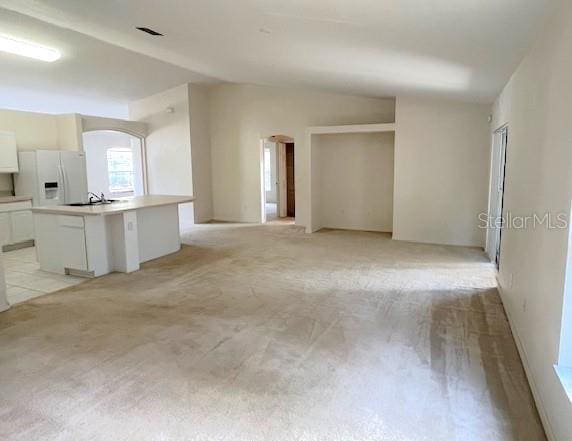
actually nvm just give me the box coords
[58,216,88,271]
[0,132,18,173]
[0,213,11,246]
[10,210,34,243]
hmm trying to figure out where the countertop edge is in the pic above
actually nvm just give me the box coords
[0,196,33,204]
[31,196,195,216]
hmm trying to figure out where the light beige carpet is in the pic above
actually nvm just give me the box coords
[0,223,546,441]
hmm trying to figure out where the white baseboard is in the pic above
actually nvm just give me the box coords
[497,283,558,441]
[0,302,10,313]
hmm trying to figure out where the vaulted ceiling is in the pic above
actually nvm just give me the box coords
[0,0,555,115]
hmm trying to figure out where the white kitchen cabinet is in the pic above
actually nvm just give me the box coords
[33,196,190,278]
[58,216,88,271]
[0,213,11,246]
[0,200,34,250]
[10,210,34,243]
[0,132,18,173]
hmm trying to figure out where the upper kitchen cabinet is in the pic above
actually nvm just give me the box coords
[0,132,18,173]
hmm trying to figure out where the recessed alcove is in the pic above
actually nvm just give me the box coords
[307,123,396,233]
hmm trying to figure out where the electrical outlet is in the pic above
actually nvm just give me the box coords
[522,299,527,313]
[127,221,133,231]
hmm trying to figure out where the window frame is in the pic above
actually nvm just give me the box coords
[106,147,135,194]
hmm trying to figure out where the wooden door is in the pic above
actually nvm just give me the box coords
[277,142,287,217]
[286,143,295,217]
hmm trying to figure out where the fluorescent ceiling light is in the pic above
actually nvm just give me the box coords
[0,35,61,62]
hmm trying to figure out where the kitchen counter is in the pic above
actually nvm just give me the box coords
[0,195,32,204]
[33,194,193,277]
[32,195,194,216]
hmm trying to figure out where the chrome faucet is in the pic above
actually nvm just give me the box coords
[88,192,108,204]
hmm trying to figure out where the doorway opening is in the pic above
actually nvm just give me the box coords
[260,135,295,223]
[486,125,508,266]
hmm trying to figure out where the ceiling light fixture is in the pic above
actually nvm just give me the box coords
[0,35,61,62]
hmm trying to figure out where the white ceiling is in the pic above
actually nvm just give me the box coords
[0,0,555,111]
[0,7,214,117]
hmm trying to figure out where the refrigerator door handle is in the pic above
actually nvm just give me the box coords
[58,164,66,203]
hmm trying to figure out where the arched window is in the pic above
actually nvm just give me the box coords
[106,148,134,193]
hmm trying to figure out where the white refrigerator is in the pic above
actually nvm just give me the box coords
[15,150,88,206]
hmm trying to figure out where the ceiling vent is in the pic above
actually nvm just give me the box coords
[136,27,163,36]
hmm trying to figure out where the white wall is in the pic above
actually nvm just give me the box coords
[0,109,83,193]
[0,175,12,194]
[56,114,84,151]
[0,109,81,151]
[82,130,144,198]
[490,2,572,439]
[129,84,194,230]
[392,96,490,247]
[313,132,394,232]
[209,84,395,224]
[188,84,213,223]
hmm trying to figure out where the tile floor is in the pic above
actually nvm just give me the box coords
[3,247,86,305]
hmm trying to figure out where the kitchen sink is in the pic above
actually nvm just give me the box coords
[67,199,120,207]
